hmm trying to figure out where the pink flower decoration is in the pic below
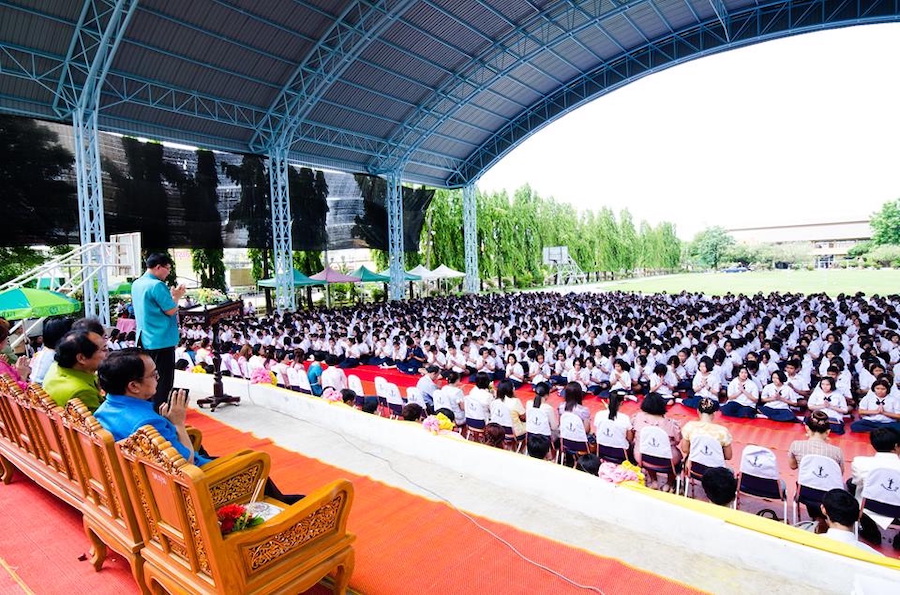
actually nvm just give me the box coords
[422,416,440,433]
[250,367,276,385]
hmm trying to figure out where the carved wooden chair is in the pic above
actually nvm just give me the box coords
[60,397,147,590]
[117,425,355,594]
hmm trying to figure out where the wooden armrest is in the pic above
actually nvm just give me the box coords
[204,450,272,507]
[226,480,355,575]
[186,426,203,451]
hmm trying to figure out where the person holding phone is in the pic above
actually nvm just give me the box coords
[131,253,186,412]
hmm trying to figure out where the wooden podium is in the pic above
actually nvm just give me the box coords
[180,301,243,411]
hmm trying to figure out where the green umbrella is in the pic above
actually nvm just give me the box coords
[109,281,132,295]
[0,287,82,321]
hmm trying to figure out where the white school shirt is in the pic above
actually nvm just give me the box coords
[727,378,759,407]
[807,390,848,422]
[857,392,900,423]
[760,382,799,410]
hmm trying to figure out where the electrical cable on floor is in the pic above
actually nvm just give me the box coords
[320,423,606,595]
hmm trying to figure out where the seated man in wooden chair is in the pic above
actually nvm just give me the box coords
[95,348,302,503]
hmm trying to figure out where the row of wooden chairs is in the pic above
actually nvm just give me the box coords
[0,375,355,594]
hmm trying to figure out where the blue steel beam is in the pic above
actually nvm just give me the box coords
[249,0,417,153]
[446,0,900,186]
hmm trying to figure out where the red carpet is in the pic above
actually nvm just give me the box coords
[187,410,703,594]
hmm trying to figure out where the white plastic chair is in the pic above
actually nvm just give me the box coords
[386,383,405,418]
[638,425,681,494]
[792,454,844,523]
[734,445,787,523]
[431,387,450,412]
[525,406,552,437]
[406,386,427,409]
[348,374,365,396]
[463,395,488,441]
[858,467,900,539]
[595,415,629,464]
[683,434,725,498]
[489,399,524,452]
[558,411,590,466]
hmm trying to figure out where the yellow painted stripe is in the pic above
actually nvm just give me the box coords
[0,555,35,595]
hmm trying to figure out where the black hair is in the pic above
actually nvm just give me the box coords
[576,454,601,476]
[435,408,455,422]
[640,392,668,416]
[401,403,424,422]
[563,382,584,411]
[822,489,860,527]
[71,317,105,336]
[42,317,75,349]
[97,348,147,395]
[532,381,550,409]
[870,427,900,453]
[145,252,173,269]
[526,434,551,459]
[362,397,379,414]
[653,363,667,376]
[475,371,492,390]
[805,410,831,434]
[55,329,101,368]
[701,467,737,506]
[698,397,719,415]
[607,391,623,421]
[340,389,356,404]
[771,370,787,383]
[495,379,515,400]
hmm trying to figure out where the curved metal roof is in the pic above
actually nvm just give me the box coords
[2,0,899,187]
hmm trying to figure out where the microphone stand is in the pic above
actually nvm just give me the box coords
[196,316,241,412]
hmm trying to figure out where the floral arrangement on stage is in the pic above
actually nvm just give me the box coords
[598,461,645,486]
[217,504,264,536]
[322,387,342,403]
[195,288,228,305]
[250,368,276,385]
[191,365,207,374]
[422,413,454,434]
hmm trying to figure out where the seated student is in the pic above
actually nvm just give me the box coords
[721,366,760,418]
[852,379,900,433]
[400,403,425,422]
[608,359,635,401]
[320,355,348,392]
[441,371,466,427]
[575,454,601,476]
[701,467,737,506]
[758,370,802,422]
[43,328,109,411]
[95,348,301,503]
[648,362,675,404]
[307,353,325,396]
[526,434,552,460]
[820,489,882,555]
[682,357,719,409]
[848,428,900,498]
[397,338,426,375]
[30,317,74,385]
[807,377,849,435]
[415,365,441,412]
[680,397,733,461]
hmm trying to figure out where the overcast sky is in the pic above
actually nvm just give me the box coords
[478,23,900,241]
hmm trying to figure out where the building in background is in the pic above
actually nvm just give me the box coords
[727,221,871,269]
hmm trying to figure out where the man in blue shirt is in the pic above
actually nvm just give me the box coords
[131,253,186,411]
[96,349,303,503]
[95,348,208,466]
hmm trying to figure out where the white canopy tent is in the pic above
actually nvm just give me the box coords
[430,264,465,279]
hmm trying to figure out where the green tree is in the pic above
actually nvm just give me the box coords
[871,199,900,245]
[690,227,735,270]
[618,210,638,273]
[0,247,46,284]
[191,248,226,291]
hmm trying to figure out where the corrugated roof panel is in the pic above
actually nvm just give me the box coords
[527,52,580,88]
[0,10,72,56]
[575,26,623,61]
[550,36,603,72]
[320,81,407,124]
[444,105,504,135]
[440,0,515,40]
[227,0,345,40]
[603,14,645,49]
[658,0,701,30]
[340,61,430,108]
[418,134,473,158]
[403,2,492,59]
[628,3,669,39]
[361,41,447,91]
[102,101,253,143]
[308,104,397,139]
[383,20,472,73]
[468,90,523,119]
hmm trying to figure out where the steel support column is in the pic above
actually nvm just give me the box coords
[463,183,479,293]
[386,170,405,301]
[72,102,109,325]
[268,146,295,311]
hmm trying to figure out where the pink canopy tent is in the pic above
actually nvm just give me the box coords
[309,265,361,283]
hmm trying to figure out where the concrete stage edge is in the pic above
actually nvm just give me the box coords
[175,371,899,594]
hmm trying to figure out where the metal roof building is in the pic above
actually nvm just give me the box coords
[2,0,899,315]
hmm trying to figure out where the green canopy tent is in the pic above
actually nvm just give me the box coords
[257,269,321,288]
[349,266,390,283]
[377,269,423,299]
[108,281,133,295]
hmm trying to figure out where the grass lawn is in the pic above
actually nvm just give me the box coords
[571,269,900,297]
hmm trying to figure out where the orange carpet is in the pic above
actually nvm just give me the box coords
[187,410,702,594]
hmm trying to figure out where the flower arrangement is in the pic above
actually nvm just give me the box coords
[322,387,342,403]
[195,288,227,305]
[217,504,264,536]
[250,367,276,385]
[598,461,646,486]
[422,413,455,434]
[191,365,207,374]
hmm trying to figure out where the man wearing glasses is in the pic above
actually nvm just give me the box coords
[132,253,186,412]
